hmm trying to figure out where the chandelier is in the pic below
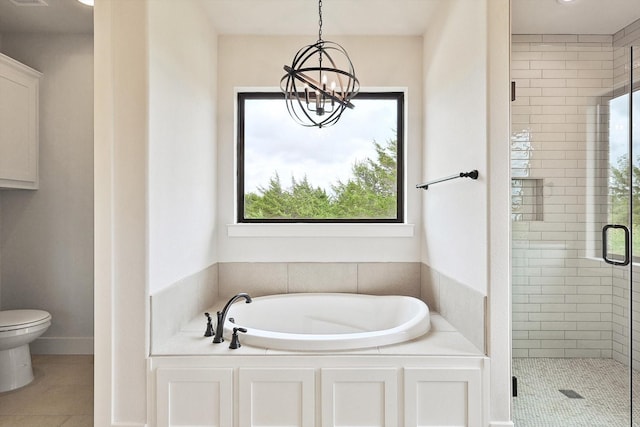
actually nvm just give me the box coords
[280,0,359,128]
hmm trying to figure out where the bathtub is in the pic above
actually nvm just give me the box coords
[223,293,431,351]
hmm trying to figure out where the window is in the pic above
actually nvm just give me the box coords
[607,89,640,259]
[237,92,404,223]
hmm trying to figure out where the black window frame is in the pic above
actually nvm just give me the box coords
[237,91,405,224]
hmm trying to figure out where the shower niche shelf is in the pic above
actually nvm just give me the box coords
[511,178,543,222]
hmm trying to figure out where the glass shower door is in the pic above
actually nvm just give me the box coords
[511,36,640,427]
[603,45,639,426]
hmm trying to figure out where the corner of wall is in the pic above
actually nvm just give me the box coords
[150,263,218,353]
[421,262,486,353]
[613,17,640,46]
[420,263,440,312]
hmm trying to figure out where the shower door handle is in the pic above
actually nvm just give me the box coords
[602,224,630,266]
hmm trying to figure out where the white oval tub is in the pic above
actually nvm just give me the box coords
[224,293,431,351]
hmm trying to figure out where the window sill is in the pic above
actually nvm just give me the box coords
[227,223,415,238]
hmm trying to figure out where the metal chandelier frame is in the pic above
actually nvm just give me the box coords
[280,0,359,128]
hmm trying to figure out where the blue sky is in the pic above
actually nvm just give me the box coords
[243,97,398,195]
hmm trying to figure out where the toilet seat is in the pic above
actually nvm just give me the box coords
[0,310,51,332]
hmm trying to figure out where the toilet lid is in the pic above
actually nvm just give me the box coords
[0,310,51,331]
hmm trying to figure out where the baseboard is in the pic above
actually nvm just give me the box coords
[111,423,147,427]
[490,421,515,427]
[31,336,94,354]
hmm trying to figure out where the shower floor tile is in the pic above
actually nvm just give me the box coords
[513,358,640,427]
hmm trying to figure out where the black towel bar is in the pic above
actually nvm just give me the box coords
[416,170,478,190]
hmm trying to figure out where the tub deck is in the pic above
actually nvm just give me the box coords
[152,311,483,357]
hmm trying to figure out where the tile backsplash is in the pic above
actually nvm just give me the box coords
[150,262,485,354]
[150,263,218,352]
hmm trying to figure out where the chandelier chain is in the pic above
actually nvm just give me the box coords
[318,0,323,43]
[318,0,323,68]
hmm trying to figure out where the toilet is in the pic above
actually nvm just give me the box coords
[0,310,51,392]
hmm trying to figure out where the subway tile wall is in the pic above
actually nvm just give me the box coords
[512,34,615,358]
[613,19,640,48]
[512,25,640,362]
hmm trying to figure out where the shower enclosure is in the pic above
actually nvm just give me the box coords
[511,38,640,425]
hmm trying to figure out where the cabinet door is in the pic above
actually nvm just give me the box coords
[321,368,398,427]
[0,54,40,189]
[404,367,483,427]
[156,368,233,427]
[239,368,315,427]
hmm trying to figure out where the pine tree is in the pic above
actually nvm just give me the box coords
[244,137,398,220]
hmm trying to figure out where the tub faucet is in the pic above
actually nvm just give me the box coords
[213,293,252,343]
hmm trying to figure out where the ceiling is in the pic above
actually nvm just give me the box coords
[0,0,92,34]
[511,0,640,35]
[202,0,445,36]
[0,0,637,36]
[204,0,640,36]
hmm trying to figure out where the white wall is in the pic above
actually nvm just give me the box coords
[95,0,148,423]
[95,0,513,425]
[0,33,94,354]
[486,0,512,424]
[422,1,512,424]
[216,35,423,262]
[421,0,489,294]
[95,0,220,424]
[148,0,218,294]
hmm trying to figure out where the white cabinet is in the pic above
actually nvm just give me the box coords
[151,357,488,427]
[0,53,41,189]
[321,368,398,427]
[239,368,315,427]
[156,368,233,427]
[405,367,484,427]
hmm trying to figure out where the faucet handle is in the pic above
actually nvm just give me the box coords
[229,327,247,349]
[204,312,214,337]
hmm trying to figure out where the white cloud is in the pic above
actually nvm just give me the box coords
[244,97,398,194]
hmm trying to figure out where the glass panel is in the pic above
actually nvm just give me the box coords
[631,44,640,427]
[511,41,636,427]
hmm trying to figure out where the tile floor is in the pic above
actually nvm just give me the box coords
[513,358,640,427]
[0,355,93,427]
[7,355,639,426]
